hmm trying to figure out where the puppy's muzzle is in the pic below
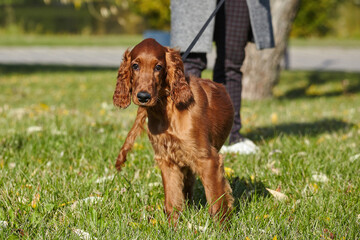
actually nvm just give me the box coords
[137,91,151,103]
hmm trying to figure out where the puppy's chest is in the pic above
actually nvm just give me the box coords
[147,131,193,167]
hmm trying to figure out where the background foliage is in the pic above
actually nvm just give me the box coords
[291,0,360,37]
[0,0,170,34]
[0,0,359,38]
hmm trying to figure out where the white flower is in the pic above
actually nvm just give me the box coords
[312,173,329,183]
[0,221,8,228]
[350,153,360,163]
[71,197,102,210]
[94,175,114,184]
[72,228,97,240]
[148,182,161,187]
[27,126,43,133]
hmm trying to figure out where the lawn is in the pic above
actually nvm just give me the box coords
[0,34,143,47]
[0,64,359,239]
[1,33,360,48]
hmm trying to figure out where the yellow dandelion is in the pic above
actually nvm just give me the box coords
[272,236,277,240]
[316,136,325,144]
[99,109,106,116]
[250,175,255,182]
[224,167,235,178]
[150,219,157,225]
[129,222,139,228]
[39,103,50,111]
[134,143,144,150]
[341,134,348,140]
[311,183,319,192]
[271,113,278,124]
[62,109,69,116]
[31,193,40,208]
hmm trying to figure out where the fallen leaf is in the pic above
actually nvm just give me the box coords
[266,188,289,201]
[8,162,16,169]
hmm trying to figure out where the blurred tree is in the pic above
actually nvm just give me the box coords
[291,0,341,37]
[0,0,25,28]
[241,0,300,100]
[51,0,170,30]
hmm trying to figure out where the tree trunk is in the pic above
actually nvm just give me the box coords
[4,3,15,27]
[241,0,300,100]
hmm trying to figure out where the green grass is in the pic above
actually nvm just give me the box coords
[0,34,143,47]
[0,65,359,239]
[1,33,360,48]
[289,37,360,48]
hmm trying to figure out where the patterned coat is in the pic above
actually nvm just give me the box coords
[170,0,275,52]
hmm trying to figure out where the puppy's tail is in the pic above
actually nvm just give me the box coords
[115,107,147,171]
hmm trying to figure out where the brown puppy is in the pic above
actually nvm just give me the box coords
[113,38,234,224]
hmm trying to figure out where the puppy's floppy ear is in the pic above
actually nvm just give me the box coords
[165,47,194,109]
[113,49,132,109]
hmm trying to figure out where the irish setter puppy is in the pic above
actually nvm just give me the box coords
[113,38,234,224]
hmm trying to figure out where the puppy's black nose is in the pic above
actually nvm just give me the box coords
[137,91,151,103]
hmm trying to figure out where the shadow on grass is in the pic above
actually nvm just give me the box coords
[279,71,360,99]
[192,177,269,211]
[0,63,116,74]
[246,118,354,141]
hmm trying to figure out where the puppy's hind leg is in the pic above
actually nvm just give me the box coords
[182,167,195,203]
[197,152,233,223]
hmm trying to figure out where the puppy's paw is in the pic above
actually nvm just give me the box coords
[115,152,126,171]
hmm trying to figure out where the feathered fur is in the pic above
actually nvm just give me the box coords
[113,38,234,224]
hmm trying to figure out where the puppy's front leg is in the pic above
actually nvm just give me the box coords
[115,107,147,171]
[158,160,185,226]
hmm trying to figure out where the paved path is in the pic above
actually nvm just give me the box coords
[1,46,360,72]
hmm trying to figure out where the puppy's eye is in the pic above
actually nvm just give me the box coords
[132,63,139,70]
[154,65,162,71]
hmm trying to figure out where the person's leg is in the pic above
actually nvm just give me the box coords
[213,0,225,84]
[224,0,251,144]
[182,52,207,78]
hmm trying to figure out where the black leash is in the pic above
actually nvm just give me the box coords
[181,0,225,61]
